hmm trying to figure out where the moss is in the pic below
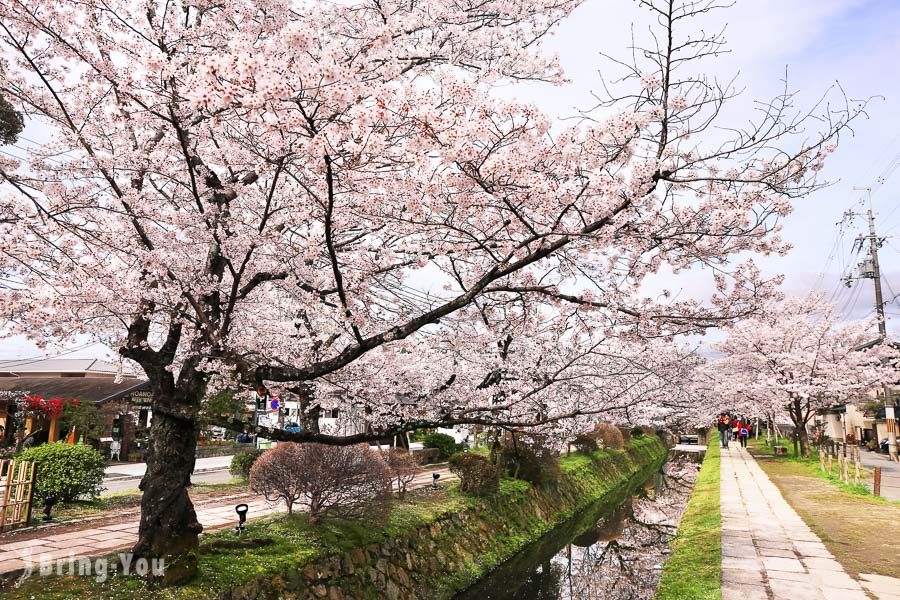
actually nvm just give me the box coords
[655,438,722,600]
[5,437,666,600]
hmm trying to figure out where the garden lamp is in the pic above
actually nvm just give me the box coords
[235,503,249,533]
[431,472,440,490]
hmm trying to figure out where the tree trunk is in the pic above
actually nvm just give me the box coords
[789,398,812,458]
[133,380,203,585]
[797,427,811,458]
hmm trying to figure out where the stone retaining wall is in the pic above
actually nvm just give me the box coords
[222,436,667,600]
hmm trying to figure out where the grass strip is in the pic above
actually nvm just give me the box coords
[655,438,722,600]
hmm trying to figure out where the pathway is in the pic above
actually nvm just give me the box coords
[0,467,453,577]
[720,445,874,600]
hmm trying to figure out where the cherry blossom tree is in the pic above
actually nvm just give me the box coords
[0,0,860,581]
[708,295,898,457]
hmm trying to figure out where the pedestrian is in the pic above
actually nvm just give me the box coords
[732,416,740,442]
[740,422,750,448]
[717,414,730,448]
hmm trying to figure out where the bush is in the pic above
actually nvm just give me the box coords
[631,426,645,439]
[249,442,391,522]
[382,448,419,499]
[618,425,632,444]
[571,433,598,454]
[593,423,624,450]
[19,442,105,503]
[499,433,560,487]
[422,432,459,461]
[449,452,501,496]
[230,449,265,480]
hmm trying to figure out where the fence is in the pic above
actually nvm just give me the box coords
[0,459,35,532]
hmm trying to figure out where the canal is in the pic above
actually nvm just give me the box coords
[454,455,700,599]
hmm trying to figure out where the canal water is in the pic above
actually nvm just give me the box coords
[454,456,700,600]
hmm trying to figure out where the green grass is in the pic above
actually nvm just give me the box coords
[655,438,722,600]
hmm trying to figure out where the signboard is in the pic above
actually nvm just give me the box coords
[129,390,153,406]
[269,397,280,411]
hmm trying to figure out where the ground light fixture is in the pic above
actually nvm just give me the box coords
[235,503,249,534]
[431,472,440,490]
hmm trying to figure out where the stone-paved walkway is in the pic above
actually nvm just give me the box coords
[720,445,872,600]
[0,467,453,577]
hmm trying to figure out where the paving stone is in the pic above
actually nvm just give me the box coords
[762,556,805,573]
[821,588,869,600]
[859,573,900,599]
[757,547,796,559]
[809,569,863,590]
[722,567,766,585]
[755,539,794,550]
[722,544,758,559]
[722,583,768,600]
[721,556,763,572]
[768,577,824,600]
[802,557,844,572]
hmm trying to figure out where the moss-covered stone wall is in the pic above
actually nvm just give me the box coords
[221,436,667,600]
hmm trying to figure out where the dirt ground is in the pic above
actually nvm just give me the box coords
[752,454,900,579]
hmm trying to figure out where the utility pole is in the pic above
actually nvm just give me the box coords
[850,187,897,461]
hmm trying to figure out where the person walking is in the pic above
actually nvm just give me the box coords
[732,416,741,442]
[739,421,750,448]
[717,415,730,448]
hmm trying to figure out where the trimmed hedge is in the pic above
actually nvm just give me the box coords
[19,442,105,502]
[230,449,265,480]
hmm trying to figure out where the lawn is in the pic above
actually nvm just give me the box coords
[655,439,722,600]
[747,437,900,579]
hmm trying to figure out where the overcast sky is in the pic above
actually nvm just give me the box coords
[516,0,900,332]
[2,0,900,359]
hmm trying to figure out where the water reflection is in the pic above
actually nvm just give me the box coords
[455,458,700,600]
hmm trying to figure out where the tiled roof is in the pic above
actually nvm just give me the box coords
[0,377,148,403]
[0,358,122,374]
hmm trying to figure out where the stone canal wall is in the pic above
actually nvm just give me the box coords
[221,436,667,600]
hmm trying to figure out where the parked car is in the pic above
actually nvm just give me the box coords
[284,422,302,433]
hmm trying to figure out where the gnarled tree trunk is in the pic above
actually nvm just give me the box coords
[133,373,204,585]
[789,397,812,458]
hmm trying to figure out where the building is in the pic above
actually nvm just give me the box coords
[0,358,150,460]
[816,337,900,449]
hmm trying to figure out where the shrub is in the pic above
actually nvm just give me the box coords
[499,433,560,487]
[631,426,645,439]
[422,432,459,461]
[449,452,501,496]
[618,425,632,444]
[593,423,624,450]
[249,442,391,522]
[382,448,419,499]
[571,433,598,454]
[230,449,265,480]
[19,442,105,503]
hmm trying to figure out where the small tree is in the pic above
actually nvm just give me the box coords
[449,453,502,496]
[57,401,104,444]
[593,423,625,451]
[249,443,391,522]
[382,448,418,500]
[498,433,561,486]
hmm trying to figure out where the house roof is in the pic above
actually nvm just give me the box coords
[0,358,123,375]
[0,377,149,404]
[852,337,900,352]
